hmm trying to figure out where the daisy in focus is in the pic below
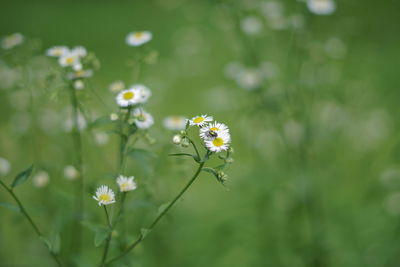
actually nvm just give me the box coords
[189,115,213,127]
[163,116,187,131]
[126,31,152,46]
[93,185,116,206]
[204,131,231,153]
[200,122,229,140]
[116,175,137,192]
[307,0,336,15]
[1,33,24,50]
[132,108,154,129]
[116,88,141,107]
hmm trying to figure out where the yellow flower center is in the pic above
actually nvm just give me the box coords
[123,91,134,100]
[75,70,84,76]
[210,127,219,131]
[99,194,111,202]
[212,137,224,147]
[66,57,74,64]
[134,32,144,38]
[121,183,129,190]
[193,117,204,124]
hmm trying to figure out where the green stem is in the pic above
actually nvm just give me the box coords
[68,84,84,254]
[99,206,113,267]
[105,160,206,265]
[187,138,201,161]
[0,180,63,267]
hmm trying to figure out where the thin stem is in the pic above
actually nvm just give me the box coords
[0,180,63,267]
[106,160,206,265]
[68,84,84,254]
[187,138,200,160]
[99,206,113,267]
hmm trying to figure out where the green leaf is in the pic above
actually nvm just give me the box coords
[140,228,151,239]
[157,202,171,217]
[94,227,110,247]
[0,202,21,213]
[40,236,53,251]
[127,148,157,174]
[11,165,34,188]
[88,116,114,129]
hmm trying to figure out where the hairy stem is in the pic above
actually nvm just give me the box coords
[0,180,63,267]
[99,206,113,267]
[106,160,206,265]
[68,85,84,255]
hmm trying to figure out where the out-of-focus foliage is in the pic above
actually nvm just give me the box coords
[1,0,400,266]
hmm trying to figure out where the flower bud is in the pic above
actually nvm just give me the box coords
[172,135,182,145]
[110,113,119,121]
[181,137,190,147]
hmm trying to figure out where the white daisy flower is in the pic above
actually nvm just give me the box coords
[126,31,152,46]
[46,46,69,57]
[116,88,141,107]
[63,165,79,180]
[163,116,187,131]
[93,185,116,206]
[59,53,80,67]
[116,175,137,192]
[132,108,154,129]
[109,81,125,93]
[0,157,11,176]
[71,46,87,57]
[32,171,50,188]
[200,122,229,140]
[1,33,24,49]
[204,131,231,153]
[307,0,336,15]
[72,62,83,71]
[189,115,213,127]
[130,84,151,103]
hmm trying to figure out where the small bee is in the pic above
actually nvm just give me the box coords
[206,130,218,139]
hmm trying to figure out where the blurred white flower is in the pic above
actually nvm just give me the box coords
[307,0,336,15]
[132,108,154,129]
[1,33,24,49]
[64,111,87,132]
[163,116,187,131]
[32,171,50,188]
[73,80,85,90]
[236,68,264,90]
[67,69,93,80]
[189,115,213,127]
[126,31,152,46]
[59,53,80,67]
[93,185,116,206]
[63,165,79,180]
[240,16,263,35]
[109,81,125,93]
[116,88,141,107]
[94,132,109,146]
[324,38,347,59]
[46,46,69,57]
[130,84,151,103]
[0,157,11,176]
[71,46,87,57]
[116,175,137,192]
[224,62,243,79]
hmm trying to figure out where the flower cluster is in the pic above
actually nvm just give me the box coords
[93,175,137,206]
[46,45,98,89]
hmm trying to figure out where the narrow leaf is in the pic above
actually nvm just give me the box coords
[11,165,34,188]
[157,202,171,217]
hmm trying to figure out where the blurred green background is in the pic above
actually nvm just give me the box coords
[1,0,400,266]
